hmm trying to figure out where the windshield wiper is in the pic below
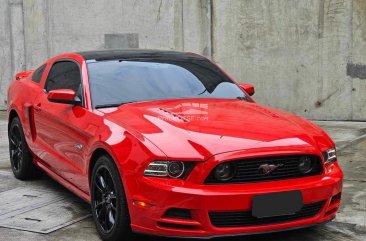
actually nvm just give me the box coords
[95,101,135,109]
[236,96,254,102]
[236,96,248,100]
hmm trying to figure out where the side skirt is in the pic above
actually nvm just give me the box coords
[34,157,91,203]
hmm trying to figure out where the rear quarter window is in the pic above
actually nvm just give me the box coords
[32,64,46,83]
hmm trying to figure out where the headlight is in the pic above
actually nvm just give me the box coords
[322,147,337,165]
[298,156,314,174]
[167,161,185,178]
[213,162,237,181]
[144,161,195,179]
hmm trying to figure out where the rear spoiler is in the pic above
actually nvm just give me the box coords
[15,70,33,80]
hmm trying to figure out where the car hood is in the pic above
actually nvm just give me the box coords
[99,99,333,160]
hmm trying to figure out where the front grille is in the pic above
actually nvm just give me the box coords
[205,155,323,184]
[209,201,325,228]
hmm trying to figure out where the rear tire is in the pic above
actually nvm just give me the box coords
[8,117,38,180]
[91,155,133,241]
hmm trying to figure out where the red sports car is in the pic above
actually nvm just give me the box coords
[7,50,343,240]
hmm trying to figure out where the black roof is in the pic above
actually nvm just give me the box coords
[77,49,206,62]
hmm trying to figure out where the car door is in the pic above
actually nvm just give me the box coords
[32,59,91,191]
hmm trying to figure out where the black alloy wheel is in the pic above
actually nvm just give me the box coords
[8,117,37,179]
[91,155,132,241]
[93,166,118,233]
[9,124,23,172]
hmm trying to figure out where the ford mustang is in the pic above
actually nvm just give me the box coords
[7,50,343,240]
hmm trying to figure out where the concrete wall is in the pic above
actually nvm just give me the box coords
[0,0,365,120]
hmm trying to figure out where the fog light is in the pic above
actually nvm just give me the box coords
[298,156,313,174]
[214,163,237,181]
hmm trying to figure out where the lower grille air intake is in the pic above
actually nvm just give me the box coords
[163,208,192,220]
[209,201,325,228]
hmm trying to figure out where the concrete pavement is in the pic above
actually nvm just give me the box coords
[0,112,365,241]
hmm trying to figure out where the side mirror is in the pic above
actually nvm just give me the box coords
[47,89,81,105]
[239,83,255,96]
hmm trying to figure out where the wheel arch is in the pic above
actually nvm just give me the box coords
[88,147,123,187]
[88,147,133,238]
[8,109,20,131]
[89,148,110,183]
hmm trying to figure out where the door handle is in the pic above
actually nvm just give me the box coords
[34,103,42,111]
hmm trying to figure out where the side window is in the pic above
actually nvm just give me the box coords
[45,61,81,93]
[32,64,46,83]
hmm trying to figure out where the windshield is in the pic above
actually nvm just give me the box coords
[87,59,248,108]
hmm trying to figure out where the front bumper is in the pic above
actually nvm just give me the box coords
[128,159,342,238]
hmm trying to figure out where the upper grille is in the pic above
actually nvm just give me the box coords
[209,201,325,228]
[205,155,323,184]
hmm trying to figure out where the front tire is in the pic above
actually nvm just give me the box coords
[8,117,37,180]
[91,155,132,241]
